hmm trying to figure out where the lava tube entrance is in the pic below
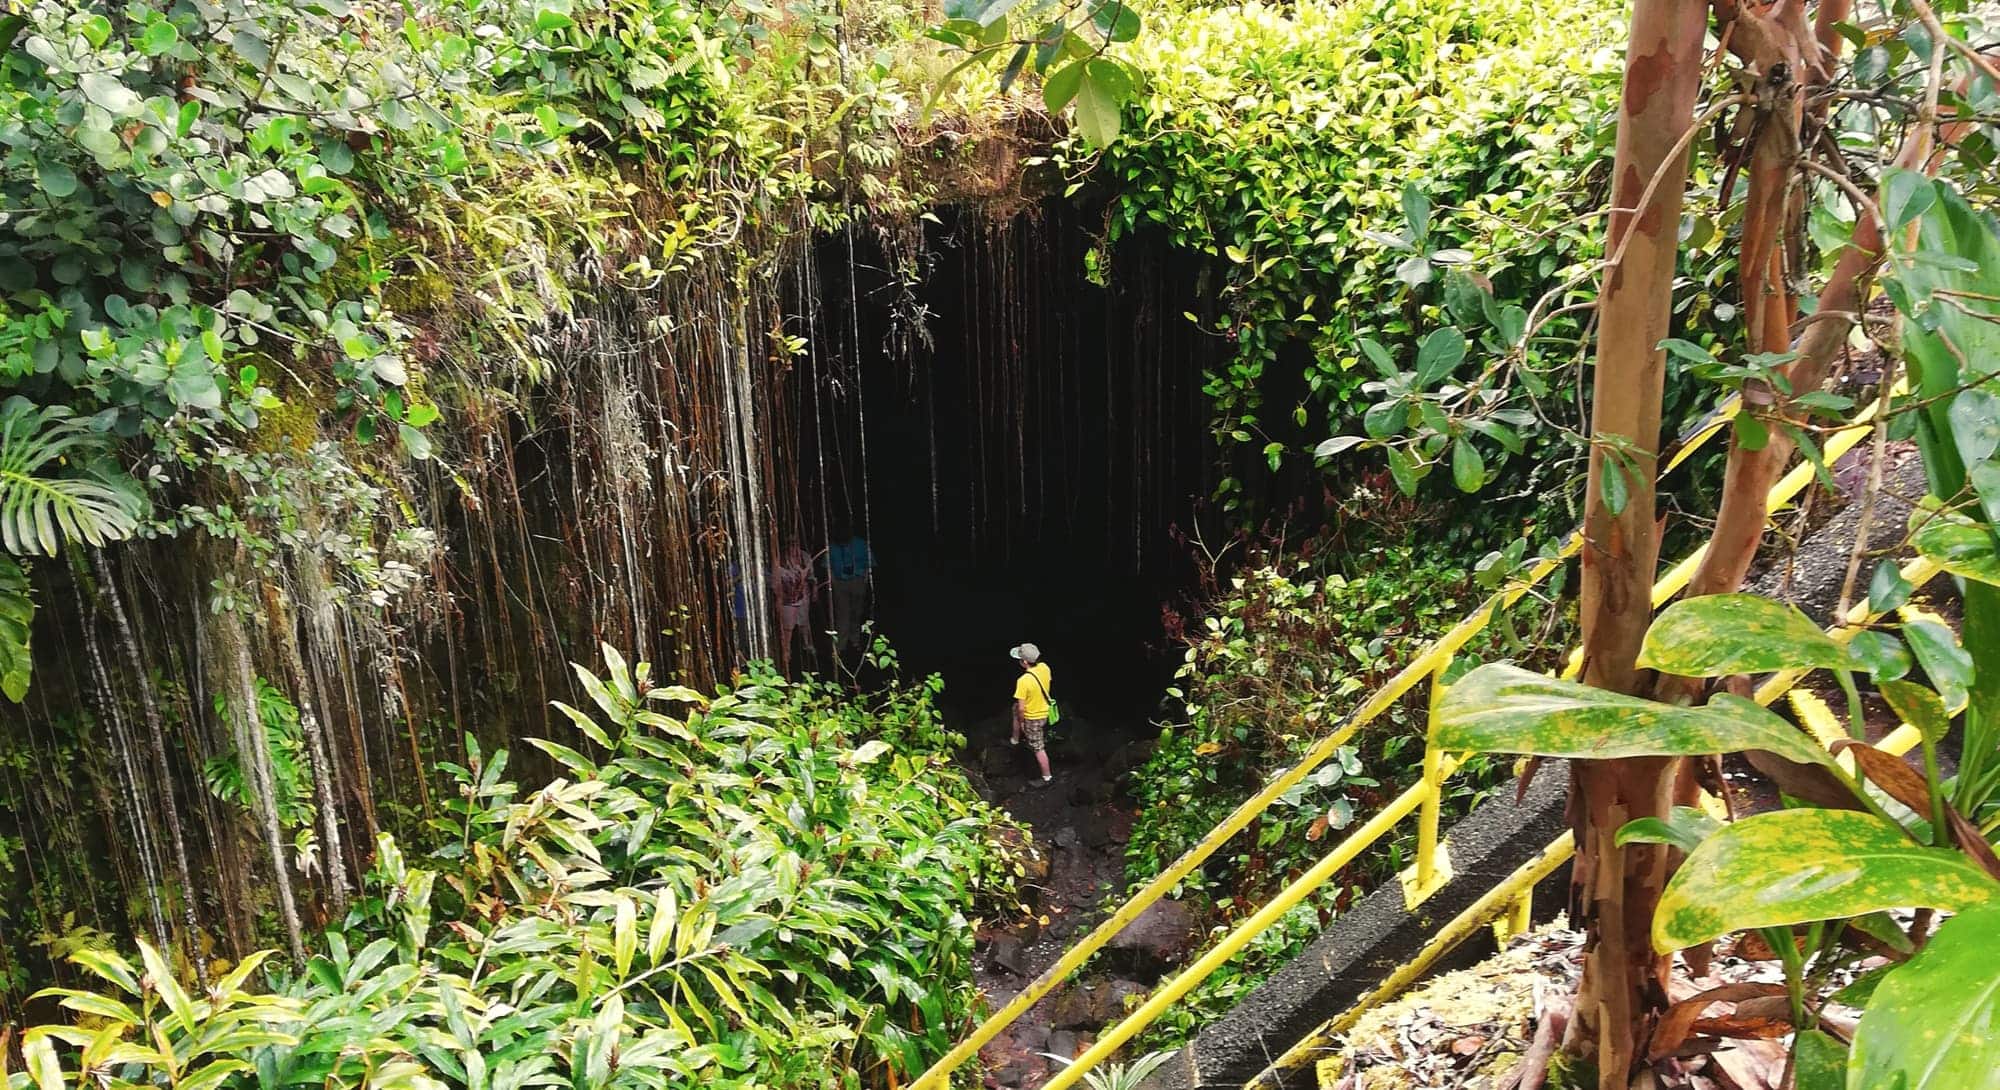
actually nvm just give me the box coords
[801,203,1226,725]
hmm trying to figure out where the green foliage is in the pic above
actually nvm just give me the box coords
[1848,902,2000,1090]
[1637,592,1852,675]
[1654,809,1999,949]
[12,648,1021,1089]
[928,0,1145,147]
[0,556,30,701]
[1887,178,2000,837]
[0,398,145,556]
[1436,662,1834,770]
[1078,0,1624,502]
[1435,589,2000,1086]
[206,677,318,860]
[1124,530,1550,1048]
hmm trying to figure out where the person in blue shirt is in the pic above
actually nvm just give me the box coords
[827,523,873,653]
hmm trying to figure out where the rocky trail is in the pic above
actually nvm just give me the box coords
[956,712,1199,1089]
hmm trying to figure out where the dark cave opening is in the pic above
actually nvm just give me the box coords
[802,203,1229,726]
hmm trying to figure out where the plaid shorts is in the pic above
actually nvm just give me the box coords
[1021,717,1048,752]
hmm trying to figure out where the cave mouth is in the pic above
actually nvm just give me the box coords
[804,203,1227,728]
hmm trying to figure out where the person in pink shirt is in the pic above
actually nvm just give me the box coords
[772,544,820,674]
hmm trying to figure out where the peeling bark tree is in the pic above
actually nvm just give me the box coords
[1572,1,1982,1082]
[1569,0,1709,1084]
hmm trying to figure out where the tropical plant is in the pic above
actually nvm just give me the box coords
[205,678,318,862]
[1438,584,2000,1089]
[0,396,147,701]
[1406,0,2000,1080]
[927,0,1146,148]
[0,399,144,557]
[1043,1048,1178,1090]
[1079,0,1633,508]
[7,646,1024,1090]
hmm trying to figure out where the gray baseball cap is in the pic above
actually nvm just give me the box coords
[1009,643,1041,664]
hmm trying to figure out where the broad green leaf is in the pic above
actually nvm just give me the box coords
[1903,619,1972,713]
[1878,680,1950,744]
[1599,457,1630,516]
[1892,186,2000,507]
[1435,663,1834,770]
[1415,328,1467,386]
[943,0,1022,25]
[1733,413,1770,451]
[1400,183,1430,242]
[79,72,142,117]
[37,159,77,198]
[1638,594,1850,676]
[137,940,197,1035]
[398,424,433,461]
[1658,338,1717,364]
[1654,809,2000,949]
[1911,510,2000,587]
[1090,1,1140,44]
[140,19,180,55]
[1849,903,2000,1090]
[1072,67,1120,146]
[1314,435,1368,459]
[167,368,223,411]
[1082,58,1132,105]
[1357,337,1395,377]
[1846,630,1911,681]
[1870,560,1916,613]
[1043,59,1085,112]
[1793,1029,1846,1090]
[612,895,637,978]
[1881,168,1938,232]
[37,987,140,1024]
[1616,806,1721,853]
[1450,439,1483,493]
[22,1029,64,1090]
[1385,449,1419,496]
[996,43,1029,93]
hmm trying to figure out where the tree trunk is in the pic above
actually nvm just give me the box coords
[1569,0,1710,1084]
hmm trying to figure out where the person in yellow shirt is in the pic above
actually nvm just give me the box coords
[1009,643,1055,786]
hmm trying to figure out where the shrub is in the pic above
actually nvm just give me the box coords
[1078,0,1627,501]
[1125,522,1572,1046]
[10,648,1023,1090]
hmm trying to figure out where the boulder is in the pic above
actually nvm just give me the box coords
[1106,898,1199,975]
[1103,737,1158,782]
[1047,1029,1080,1060]
[1049,978,1148,1029]
[988,934,1031,976]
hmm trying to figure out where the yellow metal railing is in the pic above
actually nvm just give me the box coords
[914,394,1892,1090]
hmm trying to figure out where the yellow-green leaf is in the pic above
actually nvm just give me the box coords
[1849,903,2000,1090]
[1435,663,1834,770]
[1654,809,2000,950]
[137,940,198,1036]
[1878,680,1951,745]
[612,894,637,979]
[36,987,140,1025]
[1911,510,2000,587]
[22,1028,66,1090]
[1638,593,1850,676]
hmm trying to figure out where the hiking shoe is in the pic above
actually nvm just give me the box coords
[1029,775,1053,789]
